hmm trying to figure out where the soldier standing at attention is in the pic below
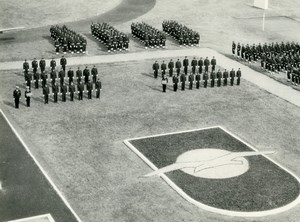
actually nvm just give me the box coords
[83,66,90,84]
[43,85,50,104]
[23,59,30,73]
[198,57,203,74]
[236,68,242,85]
[180,72,186,90]
[175,59,182,76]
[183,56,189,75]
[32,58,38,75]
[210,71,216,87]
[78,81,84,100]
[33,70,39,89]
[152,61,159,78]
[223,69,228,86]
[41,71,47,88]
[195,72,201,89]
[87,79,93,99]
[39,58,46,73]
[203,71,208,88]
[60,55,67,71]
[95,78,102,99]
[230,68,235,86]
[232,41,236,55]
[191,57,197,74]
[55,38,60,54]
[237,42,241,57]
[91,65,98,83]
[172,74,179,92]
[50,58,56,71]
[67,67,74,85]
[168,59,174,77]
[52,82,59,103]
[69,81,76,101]
[25,86,31,107]
[13,86,21,109]
[161,61,167,76]
[61,82,67,102]
[76,67,82,84]
[50,69,57,86]
[188,72,194,90]
[161,76,168,93]
[204,57,210,72]
[58,68,65,86]
[216,69,222,87]
[211,56,216,71]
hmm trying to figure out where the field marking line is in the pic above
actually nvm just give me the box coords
[7,213,55,222]
[0,109,82,222]
[124,126,300,217]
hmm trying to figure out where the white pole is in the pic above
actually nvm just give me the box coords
[262,10,265,31]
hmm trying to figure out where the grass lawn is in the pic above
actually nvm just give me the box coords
[1,58,300,221]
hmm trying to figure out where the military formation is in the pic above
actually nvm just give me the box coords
[91,22,129,52]
[131,22,166,49]
[152,57,241,92]
[50,25,87,54]
[232,41,300,85]
[162,20,200,47]
[15,57,102,108]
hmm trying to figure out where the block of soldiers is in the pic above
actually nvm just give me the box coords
[203,71,208,88]
[50,58,56,71]
[204,57,210,72]
[183,56,189,75]
[95,79,102,99]
[43,85,50,104]
[216,69,222,87]
[195,72,200,89]
[198,57,203,73]
[180,73,186,90]
[87,80,93,99]
[236,68,242,85]
[223,69,228,86]
[39,58,46,73]
[175,59,182,76]
[172,75,179,92]
[76,67,82,84]
[91,65,98,83]
[83,66,90,84]
[13,86,21,109]
[188,73,194,90]
[211,56,216,71]
[77,81,84,100]
[161,61,167,76]
[25,86,31,107]
[161,76,168,93]
[52,82,59,103]
[168,59,174,77]
[60,55,67,71]
[230,68,235,86]
[210,71,216,87]
[191,57,197,74]
[152,61,159,79]
[68,68,74,85]
[69,82,76,101]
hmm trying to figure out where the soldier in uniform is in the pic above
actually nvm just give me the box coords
[172,74,179,91]
[168,59,174,77]
[33,70,39,89]
[180,72,186,90]
[76,67,82,84]
[230,68,235,86]
[175,59,182,76]
[211,56,216,71]
[216,69,222,87]
[183,56,189,75]
[195,72,201,89]
[95,78,102,99]
[52,82,59,103]
[236,68,242,85]
[32,58,38,75]
[152,61,159,78]
[223,69,228,86]
[161,76,168,92]
[25,72,32,89]
[161,61,167,76]
[69,81,76,101]
[237,43,241,57]
[83,66,90,84]
[210,71,216,87]
[43,85,50,104]
[203,71,208,88]
[60,55,67,71]
[204,57,210,72]
[39,58,46,73]
[23,59,30,73]
[50,69,57,86]
[50,58,56,71]
[61,82,67,102]
[41,71,47,88]
[91,65,98,83]
[191,57,197,74]
[87,79,93,99]
[198,57,203,74]
[232,41,236,55]
[25,86,31,107]
[67,67,74,85]
[13,86,21,109]
[55,38,60,54]
[58,68,65,86]
[78,81,84,100]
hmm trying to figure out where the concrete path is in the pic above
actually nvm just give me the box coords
[1,47,299,107]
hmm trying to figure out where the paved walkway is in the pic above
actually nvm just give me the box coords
[1,47,300,107]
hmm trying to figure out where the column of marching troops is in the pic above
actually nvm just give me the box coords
[232,41,300,85]
[152,57,241,92]
[50,25,87,54]
[13,56,102,109]
[91,22,129,52]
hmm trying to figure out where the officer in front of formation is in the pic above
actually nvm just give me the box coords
[223,69,228,86]
[210,71,216,87]
[180,72,186,90]
[183,56,189,75]
[216,69,222,87]
[69,82,76,101]
[43,84,50,104]
[60,56,67,71]
[161,61,167,76]
[83,66,90,84]
[25,86,31,107]
[175,59,181,76]
[91,65,98,83]
[152,61,159,78]
[203,71,209,88]
[195,72,201,89]
[95,78,102,99]
[172,74,179,91]
[188,72,194,90]
[13,86,21,109]
[230,68,235,86]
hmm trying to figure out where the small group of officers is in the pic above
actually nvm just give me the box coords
[17,57,102,108]
[232,41,300,85]
[91,22,129,52]
[162,20,200,47]
[50,25,87,54]
[152,57,241,92]
[131,22,166,49]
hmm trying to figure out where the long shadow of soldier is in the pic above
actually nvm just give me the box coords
[84,33,109,52]
[141,72,155,78]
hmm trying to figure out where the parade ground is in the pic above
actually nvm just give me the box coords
[1,0,300,222]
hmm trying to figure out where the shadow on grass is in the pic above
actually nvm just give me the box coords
[141,72,154,78]
[3,100,15,108]
[146,85,163,93]
[84,33,108,52]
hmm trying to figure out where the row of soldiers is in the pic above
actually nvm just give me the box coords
[91,22,129,52]
[152,56,217,78]
[160,68,242,92]
[162,20,200,47]
[50,25,87,54]
[131,22,166,48]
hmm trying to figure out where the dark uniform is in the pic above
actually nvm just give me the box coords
[204,57,210,72]
[210,71,216,87]
[25,87,31,107]
[198,57,203,74]
[50,70,57,86]
[43,85,50,104]
[58,69,65,86]
[188,73,194,89]
[195,72,200,89]
[161,76,168,92]
[161,61,167,76]
[168,59,174,77]
[52,83,59,103]
[67,68,74,85]
[95,79,102,98]
[91,66,98,83]
[203,72,209,88]
[183,56,189,75]
[32,59,38,75]
[60,56,67,71]
[76,67,82,84]
[236,68,242,85]
[152,61,159,78]
[50,59,56,71]
[223,69,228,86]
[232,41,236,55]
[33,71,39,89]
[180,73,186,90]
[23,60,29,73]
[237,43,241,57]
[13,87,21,108]
[78,81,84,100]
[211,57,216,71]
[172,75,179,91]
[69,82,76,101]
[87,80,93,99]
[83,67,90,84]
[216,70,222,87]
[175,59,182,76]
[61,84,67,102]
[230,69,235,86]
[191,57,197,74]
[39,58,46,73]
